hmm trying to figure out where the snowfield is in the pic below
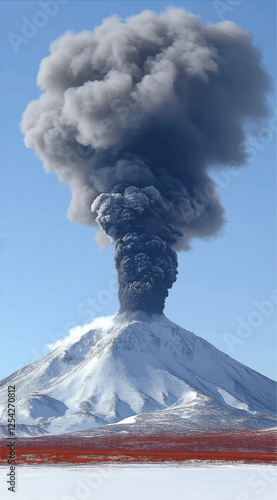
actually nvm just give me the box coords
[0,464,276,500]
[0,313,276,436]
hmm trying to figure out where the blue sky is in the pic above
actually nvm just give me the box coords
[0,1,276,380]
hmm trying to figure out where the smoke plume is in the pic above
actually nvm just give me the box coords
[21,7,271,314]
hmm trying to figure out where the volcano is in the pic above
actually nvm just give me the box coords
[0,313,276,437]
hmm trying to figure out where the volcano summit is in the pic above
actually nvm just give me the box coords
[8,7,275,440]
[0,313,275,437]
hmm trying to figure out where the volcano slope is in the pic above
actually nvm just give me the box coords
[0,313,275,438]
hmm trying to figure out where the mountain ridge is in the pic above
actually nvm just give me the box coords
[0,313,276,436]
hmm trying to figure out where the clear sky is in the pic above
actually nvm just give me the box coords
[0,1,276,380]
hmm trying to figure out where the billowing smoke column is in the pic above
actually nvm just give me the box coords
[21,8,271,314]
[92,185,183,312]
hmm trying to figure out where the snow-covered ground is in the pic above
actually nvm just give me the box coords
[0,464,276,500]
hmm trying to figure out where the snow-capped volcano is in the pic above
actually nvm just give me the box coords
[0,313,276,436]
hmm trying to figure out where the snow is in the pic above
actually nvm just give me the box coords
[217,387,252,412]
[0,313,276,436]
[116,415,137,425]
[0,465,276,500]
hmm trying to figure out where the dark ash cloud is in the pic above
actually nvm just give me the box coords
[92,185,182,313]
[21,7,271,313]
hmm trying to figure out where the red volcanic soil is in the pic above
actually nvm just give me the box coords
[1,429,276,465]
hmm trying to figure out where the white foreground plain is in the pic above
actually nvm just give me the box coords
[0,464,277,500]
